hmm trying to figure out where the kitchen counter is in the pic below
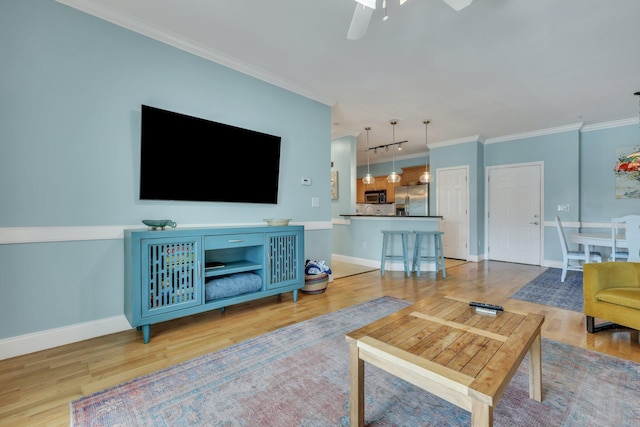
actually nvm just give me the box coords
[333,214,442,274]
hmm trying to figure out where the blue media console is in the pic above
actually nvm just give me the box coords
[124,225,304,343]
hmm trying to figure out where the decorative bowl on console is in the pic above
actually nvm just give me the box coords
[142,219,177,230]
[263,218,291,226]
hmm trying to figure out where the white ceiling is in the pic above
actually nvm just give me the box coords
[59,0,640,165]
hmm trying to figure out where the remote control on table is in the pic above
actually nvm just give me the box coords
[469,301,504,311]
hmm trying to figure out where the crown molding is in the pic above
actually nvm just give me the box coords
[483,123,584,144]
[430,135,483,148]
[56,0,335,106]
[581,117,638,132]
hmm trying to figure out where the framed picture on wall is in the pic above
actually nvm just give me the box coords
[615,145,640,198]
[331,171,338,200]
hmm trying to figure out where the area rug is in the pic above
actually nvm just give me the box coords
[71,296,640,426]
[510,267,584,312]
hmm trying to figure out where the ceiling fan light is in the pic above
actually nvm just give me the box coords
[441,0,473,11]
[355,0,376,9]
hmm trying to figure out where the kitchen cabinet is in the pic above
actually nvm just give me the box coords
[401,165,429,185]
[356,166,427,203]
[356,177,385,203]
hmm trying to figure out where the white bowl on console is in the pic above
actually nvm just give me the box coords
[264,218,291,226]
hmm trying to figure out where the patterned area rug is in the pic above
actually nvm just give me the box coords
[510,267,584,312]
[71,297,640,426]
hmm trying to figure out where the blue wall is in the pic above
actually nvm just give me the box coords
[430,140,484,256]
[331,136,357,219]
[0,1,332,342]
[581,124,640,221]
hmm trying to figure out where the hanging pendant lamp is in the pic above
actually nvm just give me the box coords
[419,120,431,184]
[387,120,401,183]
[362,127,375,185]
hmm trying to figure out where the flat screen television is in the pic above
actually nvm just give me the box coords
[140,105,281,204]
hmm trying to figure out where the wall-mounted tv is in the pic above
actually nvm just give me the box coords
[140,105,281,204]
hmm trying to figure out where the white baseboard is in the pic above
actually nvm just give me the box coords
[542,260,564,269]
[331,254,379,269]
[0,315,131,360]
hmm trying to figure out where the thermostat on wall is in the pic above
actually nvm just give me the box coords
[301,177,312,186]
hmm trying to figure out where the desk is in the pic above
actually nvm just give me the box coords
[345,297,544,427]
[570,233,627,262]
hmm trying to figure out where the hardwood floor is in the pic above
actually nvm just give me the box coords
[2,261,639,426]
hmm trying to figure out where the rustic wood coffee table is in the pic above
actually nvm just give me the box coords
[345,296,544,426]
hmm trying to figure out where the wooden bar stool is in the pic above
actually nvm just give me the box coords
[380,230,412,277]
[412,230,446,278]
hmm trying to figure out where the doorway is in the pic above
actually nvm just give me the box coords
[436,166,469,260]
[487,162,543,265]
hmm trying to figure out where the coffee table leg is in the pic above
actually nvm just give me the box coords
[471,400,493,426]
[528,332,543,401]
[349,341,365,427]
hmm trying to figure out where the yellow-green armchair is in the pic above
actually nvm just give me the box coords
[583,262,640,333]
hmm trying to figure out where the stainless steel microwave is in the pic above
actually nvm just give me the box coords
[365,190,387,204]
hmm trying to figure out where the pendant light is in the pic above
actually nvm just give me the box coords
[362,127,374,185]
[419,120,431,184]
[387,120,401,183]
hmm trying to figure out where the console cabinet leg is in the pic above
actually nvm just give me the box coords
[293,289,299,302]
[142,324,151,344]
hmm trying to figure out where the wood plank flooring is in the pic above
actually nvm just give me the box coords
[1,261,639,426]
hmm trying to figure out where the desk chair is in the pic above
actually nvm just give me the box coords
[555,215,602,282]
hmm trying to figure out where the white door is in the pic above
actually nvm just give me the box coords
[487,163,542,265]
[436,166,468,260]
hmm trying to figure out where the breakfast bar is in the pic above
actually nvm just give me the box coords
[334,214,442,273]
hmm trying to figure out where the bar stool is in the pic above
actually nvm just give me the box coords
[412,230,446,278]
[380,230,412,277]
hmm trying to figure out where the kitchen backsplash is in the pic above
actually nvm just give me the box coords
[356,203,396,216]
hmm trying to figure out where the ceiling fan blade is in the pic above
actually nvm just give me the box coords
[441,0,473,11]
[347,4,374,40]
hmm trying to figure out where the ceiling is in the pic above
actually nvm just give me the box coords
[59,0,640,165]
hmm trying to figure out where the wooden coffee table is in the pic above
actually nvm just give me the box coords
[345,296,544,426]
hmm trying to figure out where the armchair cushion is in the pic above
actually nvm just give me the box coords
[596,288,640,310]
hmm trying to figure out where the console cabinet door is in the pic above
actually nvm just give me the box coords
[141,236,202,317]
[266,231,302,290]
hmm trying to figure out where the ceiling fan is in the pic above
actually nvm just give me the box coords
[347,0,474,40]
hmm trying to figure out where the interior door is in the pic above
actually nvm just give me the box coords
[436,166,468,260]
[487,163,542,265]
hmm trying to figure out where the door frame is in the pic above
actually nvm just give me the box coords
[435,165,470,261]
[484,161,544,265]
